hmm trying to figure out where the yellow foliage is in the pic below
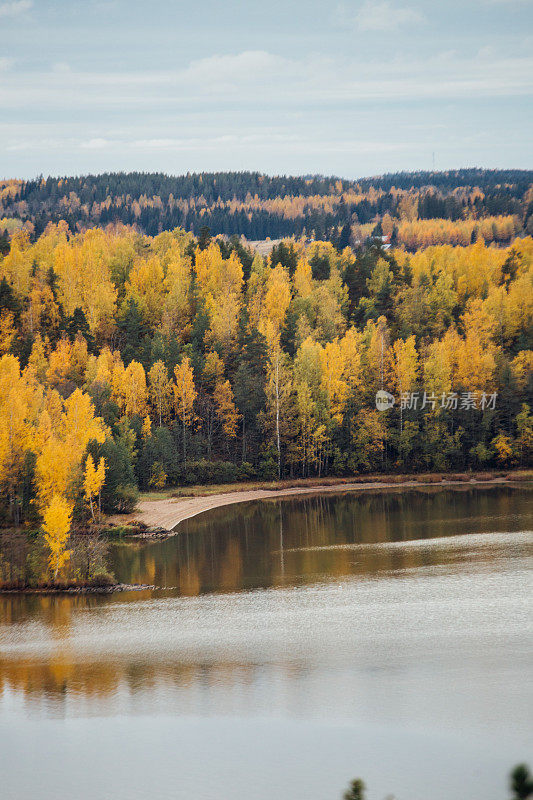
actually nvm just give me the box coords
[149,462,167,490]
[27,334,48,383]
[387,336,419,395]
[423,339,453,396]
[47,336,88,388]
[42,494,72,580]
[162,244,192,335]
[203,351,225,386]
[208,292,241,351]
[320,340,348,424]
[122,360,148,417]
[213,379,240,438]
[111,358,126,408]
[263,265,291,333]
[0,310,17,355]
[511,351,533,391]
[142,415,152,438]
[406,240,507,303]
[21,282,62,339]
[340,327,363,394]
[361,316,390,398]
[455,300,497,391]
[125,254,165,325]
[53,228,118,334]
[0,356,43,506]
[492,433,514,466]
[148,360,172,425]
[294,337,323,391]
[195,243,243,349]
[84,454,106,521]
[0,229,33,294]
[396,216,519,250]
[352,408,388,471]
[84,346,116,389]
[173,357,197,427]
[294,258,313,299]
[46,338,73,386]
[35,388,107,508]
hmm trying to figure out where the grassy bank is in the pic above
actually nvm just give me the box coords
[119,468,533,536]
[138,469,533,501]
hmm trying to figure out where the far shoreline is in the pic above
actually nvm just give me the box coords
[109,471,532,538]
[0,583,155,596]
[2,472,530,595]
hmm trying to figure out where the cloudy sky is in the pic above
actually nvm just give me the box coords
[1,0,532,179]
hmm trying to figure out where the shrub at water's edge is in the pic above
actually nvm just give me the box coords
[0,527,114,590]
[341,764,533,800]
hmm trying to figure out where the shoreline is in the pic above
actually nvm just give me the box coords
[114,474,530,538]
[0,583,155,596]
[2,476,530,593]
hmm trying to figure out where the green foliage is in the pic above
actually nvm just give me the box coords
[0,276,21,319]
[511,764,533,800]
[88,437,138,514]
[258,452,279,481]
[169,459,254,486]
[118,298,150,365]
[64,307,95,350]
[343,778,365,800]
[3,169,531,243]
[271,241,298,276]
[0,230,10,257]
[197,225,211,251]
[137,426,176,489]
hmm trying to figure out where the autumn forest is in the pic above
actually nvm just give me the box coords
[0,169,532,582]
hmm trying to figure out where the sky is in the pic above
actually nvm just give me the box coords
[1,0,532,180]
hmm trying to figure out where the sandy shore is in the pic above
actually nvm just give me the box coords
[123,477,512,535]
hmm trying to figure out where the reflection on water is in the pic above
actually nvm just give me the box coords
[0,486,531,800]
[110,485,533,593]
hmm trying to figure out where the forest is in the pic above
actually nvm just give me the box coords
[0,166,532,581]
[1,168,532,243]
[0,213,532,569]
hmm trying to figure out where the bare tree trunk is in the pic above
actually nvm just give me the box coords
[206,408,212,458]
[275,355,281,479]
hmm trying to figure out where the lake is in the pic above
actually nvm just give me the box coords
[0,485,532,800]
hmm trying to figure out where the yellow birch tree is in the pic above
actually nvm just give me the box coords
[173,357,197,461]
[84,454,106,522]
[43,495,72,581]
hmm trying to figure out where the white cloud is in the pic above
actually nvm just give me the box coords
[0,0,32,18]
[0,57,14,71]
[181,51,294,89]
[80,138,110,149]
[0,49,531,115]
[52,62,71,74]
[352,1,424,31]
[7,132,411,157]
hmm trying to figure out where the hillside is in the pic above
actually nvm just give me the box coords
[1,169,532,246]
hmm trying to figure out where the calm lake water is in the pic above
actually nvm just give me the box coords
[0,486,532,800]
